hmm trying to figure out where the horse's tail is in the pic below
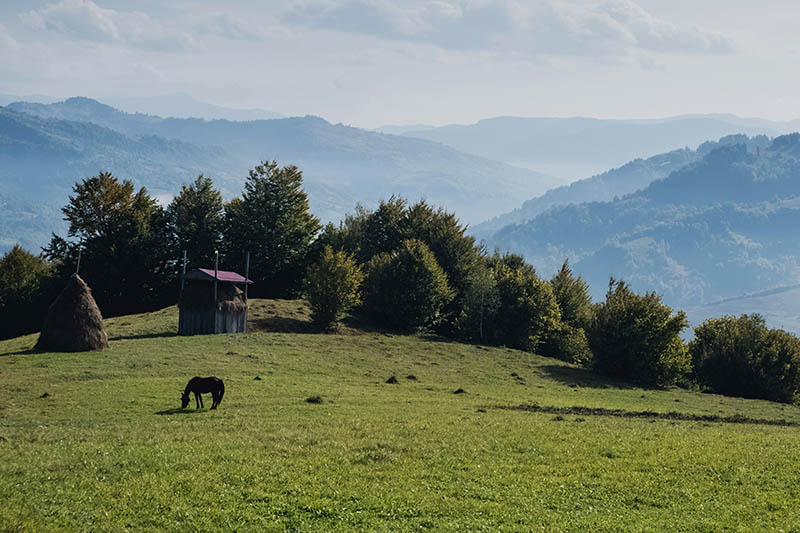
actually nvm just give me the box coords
[218,379,225,405]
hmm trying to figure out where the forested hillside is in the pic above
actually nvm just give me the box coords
[473,134,771,238]
[486,134,800,324]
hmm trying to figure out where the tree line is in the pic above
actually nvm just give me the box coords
[2,161,800,405]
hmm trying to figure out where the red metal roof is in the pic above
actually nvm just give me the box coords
[184,268,253,284]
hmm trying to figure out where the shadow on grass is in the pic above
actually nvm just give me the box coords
[494,403,800,427]
[0,348,39,357]
[538,364,640,390]
[108,332,179,341]
[155,408,204,415]
[249,316,316,334]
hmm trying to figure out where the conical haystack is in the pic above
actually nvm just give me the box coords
[36,274,109,352]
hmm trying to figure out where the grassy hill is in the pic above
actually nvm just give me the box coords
[2,300,800,530]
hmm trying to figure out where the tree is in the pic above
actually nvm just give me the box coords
[0,245,56,339]
[43,171,174,316]
[690,314,800,403]
[362,239,454,331]
[588,278,689,386]
[485,254,561,352]
[223,161,320,297]
[304,246,364,330]
[167,175,224,268]
[550,260,592,330]
[545,260,593,364]
[455,259,499,343]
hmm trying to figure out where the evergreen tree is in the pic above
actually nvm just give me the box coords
[223,161,320,297]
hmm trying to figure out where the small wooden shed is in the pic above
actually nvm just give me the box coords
[178,268,253,335]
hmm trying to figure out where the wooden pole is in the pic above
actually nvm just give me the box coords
[244,251,250,333]
[181,250,187,291]
[213,250,219,304]
[244,251,250,300]
[75,247,82,275]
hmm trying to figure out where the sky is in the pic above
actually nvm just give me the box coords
[1,0,799,128]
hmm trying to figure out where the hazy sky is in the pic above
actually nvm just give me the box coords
[1,0,799,127]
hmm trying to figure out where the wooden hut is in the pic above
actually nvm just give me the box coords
[178,268,252,335]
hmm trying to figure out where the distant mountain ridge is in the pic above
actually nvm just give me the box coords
[484,134,800,329]
[472,134,771,239]
[400,115,797,180]
[0,98,560,253]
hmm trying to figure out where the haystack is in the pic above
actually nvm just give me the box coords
[36,274,109,352]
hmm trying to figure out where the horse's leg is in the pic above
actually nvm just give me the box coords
[211,390,218,409]
[195,392,201,409]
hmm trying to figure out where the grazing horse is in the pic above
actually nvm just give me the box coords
[181,376,225,409]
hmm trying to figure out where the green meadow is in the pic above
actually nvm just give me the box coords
[2,299,800,531]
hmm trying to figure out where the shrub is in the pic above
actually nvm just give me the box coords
[588,278,690,386]
[690,314,800,403]
[0,245,56,339]
[541,324,592,365]
[362,239,453,331]
[304,246,364,330]
[484,254,561,352]
[549,260,592,330]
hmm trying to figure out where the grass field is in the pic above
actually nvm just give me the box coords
[2,299,800,531]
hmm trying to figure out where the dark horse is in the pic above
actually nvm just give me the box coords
[181,376,225,409]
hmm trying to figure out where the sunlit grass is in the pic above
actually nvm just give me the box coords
[1,299,800,530]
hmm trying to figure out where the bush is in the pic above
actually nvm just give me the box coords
[690,314,800,403]
[588,278,690,386]
[549,260,592,330]
[362,239,453,331]
[304,246,364,330]
[541,324,592,365]
[0,245,57,339]
[485,254,561,352]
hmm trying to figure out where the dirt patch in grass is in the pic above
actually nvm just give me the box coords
[494,403,800,427]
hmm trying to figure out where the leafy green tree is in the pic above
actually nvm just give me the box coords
[550,260,592,330]
[167,175,224,268]
[304,246,364,330]
[588,278,689,386]
[0,245,56,339]
[486,254,561,352]
[43,171,174,316]
[401,200,482,332]
[223,161,321,297]
[544,260,594,364]
[455,259,499,343]
[690,314,800,403]
[362,239,454,331]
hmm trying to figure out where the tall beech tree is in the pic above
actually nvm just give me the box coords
[223,161,320,297]
[167,175,224,268]
[44,171,174,316]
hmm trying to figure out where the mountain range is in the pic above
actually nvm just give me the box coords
[0,97,560,253]
[482,134,800,332]
[398,115,800,180]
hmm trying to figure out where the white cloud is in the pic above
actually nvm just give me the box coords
[282,0,735,59]
[19,0,197,52]
[0,23,20,52]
